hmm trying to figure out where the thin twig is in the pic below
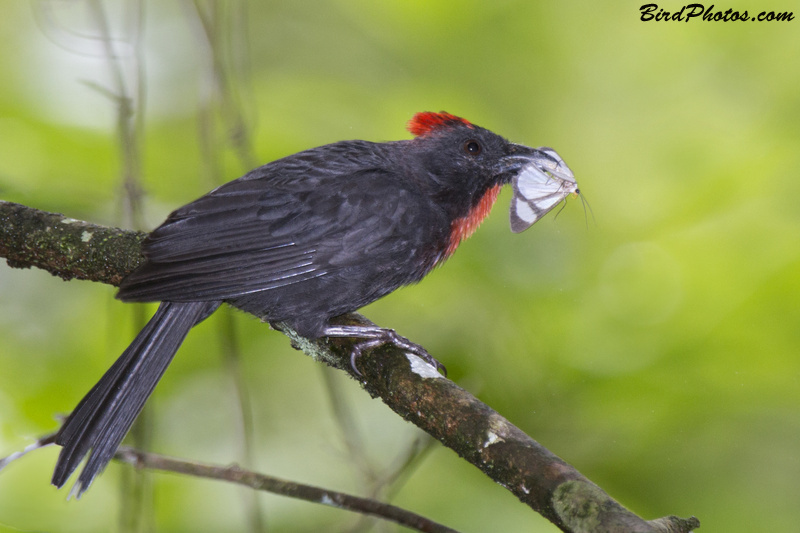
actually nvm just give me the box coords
[83,2,150,530]
[219,308,266,533]
[115,446,461,533]
[186,3,265,529]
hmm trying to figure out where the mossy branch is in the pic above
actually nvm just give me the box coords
[0,200,699,533]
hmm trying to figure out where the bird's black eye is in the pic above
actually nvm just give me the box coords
[463,140,482,156]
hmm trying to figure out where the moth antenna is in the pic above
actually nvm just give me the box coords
[578,190,595,229]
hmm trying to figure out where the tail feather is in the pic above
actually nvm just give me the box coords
[52,300,218,496]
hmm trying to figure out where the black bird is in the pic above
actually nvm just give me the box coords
[52,111,578,496]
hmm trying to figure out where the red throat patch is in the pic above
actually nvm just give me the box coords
[443,184,502,260]
[407,111,473,137]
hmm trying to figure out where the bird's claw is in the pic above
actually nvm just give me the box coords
[349,331,447,378]
[321,324,446,377]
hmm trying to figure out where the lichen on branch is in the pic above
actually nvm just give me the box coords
[0,200,146,286]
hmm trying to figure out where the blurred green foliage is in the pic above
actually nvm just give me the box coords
[1,1,799,532]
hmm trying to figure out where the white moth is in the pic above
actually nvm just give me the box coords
[509,147,578,233]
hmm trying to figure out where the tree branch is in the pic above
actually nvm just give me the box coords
[114,446,459,533]
[0,200,146,285]
[0,200,700,533]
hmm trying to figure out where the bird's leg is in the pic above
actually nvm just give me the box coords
[321,325,447,377]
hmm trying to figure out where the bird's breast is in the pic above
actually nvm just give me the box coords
[441,184,502,261]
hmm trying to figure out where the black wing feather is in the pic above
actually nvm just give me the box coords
[118,141,444,306]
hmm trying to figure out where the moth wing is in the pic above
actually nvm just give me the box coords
[509,163,575,233]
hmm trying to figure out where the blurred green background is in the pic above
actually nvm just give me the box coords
[1,1,798,532]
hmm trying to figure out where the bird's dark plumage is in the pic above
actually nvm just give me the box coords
[118,141,453,337]
[51,112,574,495]
[51,300,218,493]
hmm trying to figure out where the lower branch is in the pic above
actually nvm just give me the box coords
[0,201,699,533]
[115,446,459,533]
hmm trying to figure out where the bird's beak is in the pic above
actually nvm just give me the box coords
[504,145,579,233]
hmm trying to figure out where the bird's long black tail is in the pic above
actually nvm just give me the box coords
[51,300,219,497]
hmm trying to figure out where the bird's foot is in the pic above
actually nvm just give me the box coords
[322,325,446,377]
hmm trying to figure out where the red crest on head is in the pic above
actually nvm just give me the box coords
[407,111,473,137]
